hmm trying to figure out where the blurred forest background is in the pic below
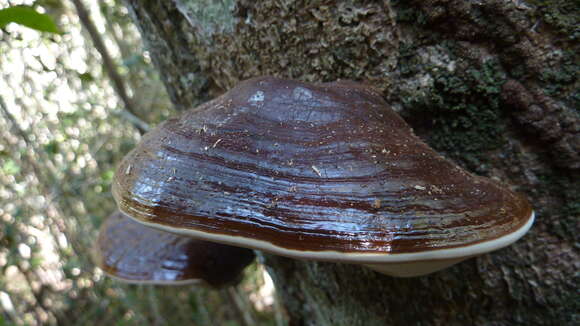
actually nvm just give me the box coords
[0,0,283,325]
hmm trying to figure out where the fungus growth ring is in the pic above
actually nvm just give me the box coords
[113,76,534,277]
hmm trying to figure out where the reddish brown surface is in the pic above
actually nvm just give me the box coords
[95,211,255,287]
[113,77,532,254]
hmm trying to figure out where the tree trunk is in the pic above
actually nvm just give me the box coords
[123,1,578,325]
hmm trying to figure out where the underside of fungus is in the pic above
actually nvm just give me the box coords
[113,76,534,277]
[95,211,255,286]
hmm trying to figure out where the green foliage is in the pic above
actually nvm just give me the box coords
[0,6,60,34]
[101,169,115,183]
[0,315,17,326]
[1,159,20,175]
[0,221,17,249]
[44,140,60,155]
[77,72,95,84]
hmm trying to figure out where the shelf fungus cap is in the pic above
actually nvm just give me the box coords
[113,76,534,277]
[94,211,255,287]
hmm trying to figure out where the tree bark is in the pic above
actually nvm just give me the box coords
[123,1,578,325]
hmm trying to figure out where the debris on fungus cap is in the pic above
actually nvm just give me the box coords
[113,76,534,277]
[94,211,255,287]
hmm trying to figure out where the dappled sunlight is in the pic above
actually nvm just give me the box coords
[248,266,276,312]
[0,0,284,325]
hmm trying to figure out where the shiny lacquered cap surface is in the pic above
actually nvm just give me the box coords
[113,76,533,264]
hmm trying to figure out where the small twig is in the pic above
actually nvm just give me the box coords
[222,286,255,326]
[69,0,148,134]
[146,286,165,326]
[115,108,151,132]
[193,289,214,326]
[0,97,31,143]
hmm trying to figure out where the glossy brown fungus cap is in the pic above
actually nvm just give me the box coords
[94,211,255,287]
[113,76,533,276]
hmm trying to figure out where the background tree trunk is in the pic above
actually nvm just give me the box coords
[123,1,578,325]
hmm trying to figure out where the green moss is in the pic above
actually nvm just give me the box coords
[397,42,422,77]
[174,0,236,34]
[392,1,426,25]
[401,59,507,169]
[528,0,580,41]
[539,50,580,111]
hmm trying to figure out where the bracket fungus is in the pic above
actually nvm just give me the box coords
[95,211,255,287]
[113,76,534,277]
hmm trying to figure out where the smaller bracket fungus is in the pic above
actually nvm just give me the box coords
[113,76,534,277]
[94,211,255,287]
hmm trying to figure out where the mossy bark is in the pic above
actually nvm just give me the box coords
[123,1,578,325]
